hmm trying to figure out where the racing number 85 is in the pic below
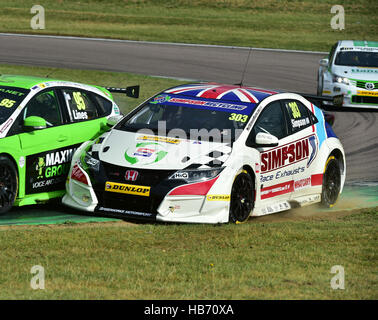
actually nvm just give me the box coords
[0,99,16,108]
[229,113,248,122]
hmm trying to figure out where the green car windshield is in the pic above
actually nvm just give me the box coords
[0,86,30,126]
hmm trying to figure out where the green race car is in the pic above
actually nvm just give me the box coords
[0,74,139,214]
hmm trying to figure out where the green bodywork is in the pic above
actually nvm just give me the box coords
[0,75,113,207]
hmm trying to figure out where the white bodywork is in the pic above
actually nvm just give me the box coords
[317,40,378,109]
[63,92,346,224]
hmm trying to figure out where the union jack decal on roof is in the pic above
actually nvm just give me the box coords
[165,83,276,104]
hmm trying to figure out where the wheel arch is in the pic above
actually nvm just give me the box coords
[241,164,257,201]
[328,148,345,175]
[0,152,19,175]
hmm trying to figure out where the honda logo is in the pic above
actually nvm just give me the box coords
[125,170,138,181]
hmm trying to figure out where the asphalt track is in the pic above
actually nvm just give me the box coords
[0,34,377,225]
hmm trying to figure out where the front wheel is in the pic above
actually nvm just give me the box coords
[229,171,254,223]
[321,156,341,208]
[0,156,18,215]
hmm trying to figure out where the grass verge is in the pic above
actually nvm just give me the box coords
[0,0,377,51]
[0,207,377,299]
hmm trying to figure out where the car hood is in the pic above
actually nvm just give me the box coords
[332,65,378,81]
[97,130,232,170]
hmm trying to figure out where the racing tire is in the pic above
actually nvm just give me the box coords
[0,156,18,215]
[229,171,254,224]
[320,156,341,208]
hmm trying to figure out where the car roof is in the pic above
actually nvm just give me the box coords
[337,40,378,51]
[0,74,62,89]
[0,74,112,98]
[163,83,278,104]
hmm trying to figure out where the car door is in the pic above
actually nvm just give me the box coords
[15,88,76,195]
[282,99,319,200]
[247,100,294,211]
[58,88,109,147]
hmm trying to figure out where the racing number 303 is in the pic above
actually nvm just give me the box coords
[0,99,16,108]
[288,102,301,119]
[229,113,248,123]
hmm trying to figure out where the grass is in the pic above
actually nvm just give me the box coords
[0,0,377,51]
[0,64,376,299]
[0,63,187,114]
[0,208,377,299]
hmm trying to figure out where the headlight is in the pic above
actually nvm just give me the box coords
[333,75,350,85]
[168,167,224,183]
[80,152,100,172]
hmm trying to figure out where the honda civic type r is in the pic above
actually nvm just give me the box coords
[63,83,346,224]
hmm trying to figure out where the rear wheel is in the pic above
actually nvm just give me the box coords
[321,156,341,208]
[0,156,18,215]
[229,171,254,223]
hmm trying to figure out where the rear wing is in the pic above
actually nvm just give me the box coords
[105,85,140,98]
[296,93,344,108]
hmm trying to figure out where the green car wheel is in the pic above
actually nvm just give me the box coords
[0,156,18,214]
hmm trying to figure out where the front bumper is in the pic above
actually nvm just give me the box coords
[323,83,378,109]
[62,162,230,224]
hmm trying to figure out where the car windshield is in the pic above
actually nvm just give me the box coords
[334,51,378,67]
[0,86,29,126]
[116,94,256,142]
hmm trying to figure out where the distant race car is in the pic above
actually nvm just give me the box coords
[63,83,346,224]
[0,74,138,214]
[317,40,378,109]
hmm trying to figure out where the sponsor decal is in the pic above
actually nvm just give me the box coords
[25,145,78,194]
[169,97,247,112]
[0,118,13,133]
[125,142,168,165]
[71,164,88,185]
[291,117,310,129]
[261,181,294,200]
[0,88,25,96]
[206,195,230,201]
[105,181,150,197]
[19,156,25,169]
[97,206,154,218]
[357,90,378,96]
[151,94,171,104]
[260,135,317,173]
[294,177,311,191]
[260,165,305,183]
[170,172,189,180]
[133,147,155,158]
[137,135,180,144]
[260,174,323,200]
[150,94,251,115]
[351,68,378,74]
[125,170,138,181]
[261,201,290,215]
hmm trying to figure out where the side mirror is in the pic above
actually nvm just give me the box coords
[319,58,329,67]
[255,132,279,147]
[23,116,47,131]
[106,115,123,127]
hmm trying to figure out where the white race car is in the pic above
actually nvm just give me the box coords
[63,83,346,224]
[317,40,378,109]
